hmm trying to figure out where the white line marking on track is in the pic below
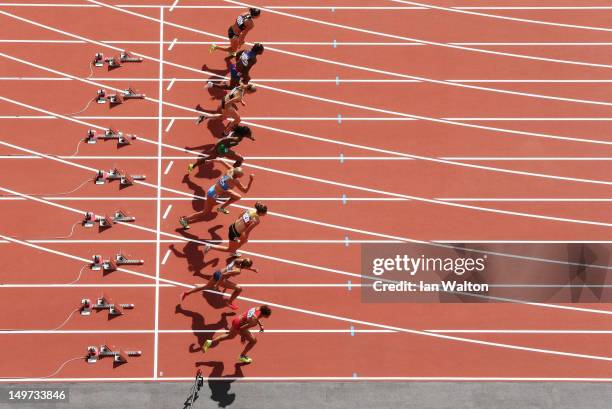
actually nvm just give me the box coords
[163,160,173,175]
[168,0,178,12]
[162,204,172,219]
[165,77,175,90]
[153,7,164,381]
[167,38,177,50]
[161,248,171,265]
[164,118,174,132]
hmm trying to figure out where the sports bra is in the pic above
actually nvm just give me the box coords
[236,14,252,30]
[218,174,231,191]
[225,86,243,104]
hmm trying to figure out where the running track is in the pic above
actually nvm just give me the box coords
[0,0,612,382]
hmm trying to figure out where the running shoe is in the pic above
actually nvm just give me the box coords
[202,339,213,353]
[179,216,190,230]
[225,300,238,310]
[217,206,230,215]
[228,51,237,58]
[209,44,217,53]
[206,81,214,89]
[238,355,252,364]
[204,244,212,254]
[187,163,195,173]
[195,115,207,125]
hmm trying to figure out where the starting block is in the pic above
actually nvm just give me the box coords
[90,255,116,271]
[105,56,121,68]
[83,210,136,228]
[86,129,137,146]
[93,53,104,67]
[120,51,143,63]
[94,296,135,316]
[86,345,141,364]
[96,89,107,104]
[95,169,146,186]
[107,92,124,105]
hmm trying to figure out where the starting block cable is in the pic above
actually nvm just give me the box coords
[0,307,80,332]
[2,220,81,241]
[0,356,87,380]
[0,176,94,198]
[66,264,88,285]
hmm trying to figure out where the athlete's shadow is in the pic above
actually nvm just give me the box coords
[195,361,246,408]
[170,230,219,278]
[175,304,235,352]
[181,174,219,215]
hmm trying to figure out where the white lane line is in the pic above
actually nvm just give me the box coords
[168,0,178,12]
[4,329,610,334]
[391,0,612,32]
[164,118,174,132]
[165,77,175,90]
[3,232,612,366]
[5,10,612,150]
[5,77,612,84]
[1,239,611,244]
[160,248,171,265]
[167,38,177,51]
[163,160,173,175]
[0,284,172,288]
[162,204,172,219]
[2,156,612,161]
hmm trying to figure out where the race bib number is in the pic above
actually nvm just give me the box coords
[242,212,251,224]
[246,307,256,319]
[240,52,250,66]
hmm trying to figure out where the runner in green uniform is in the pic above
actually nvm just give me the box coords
[187,125,254,172]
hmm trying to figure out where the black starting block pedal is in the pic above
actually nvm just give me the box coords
[93,53,104,67]
[80,298,92,316]
[85,129,98,144]
[83,211,97,227]
[96,89,107,104]
[99,215,114,228]
[116,253,144,266]
[91,255,104,270]
[120,51,143,63]
[95,170,107,185]
[86,346,99,363]
[105,56,121,68]
[107,93,124,105]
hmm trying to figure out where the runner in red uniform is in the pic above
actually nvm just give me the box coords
[202,305,272,364]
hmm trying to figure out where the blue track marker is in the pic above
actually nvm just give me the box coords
[353,373,358,378]
[347,280,352,291]
[335,75,340,86]
[333,39,337,48]
[337,114,342,124]
[344,235,349,247]
[340,153,344,163]
[350,326,355,336]
[341,193,347,205]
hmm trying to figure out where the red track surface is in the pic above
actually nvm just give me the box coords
[1,0,612,382]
